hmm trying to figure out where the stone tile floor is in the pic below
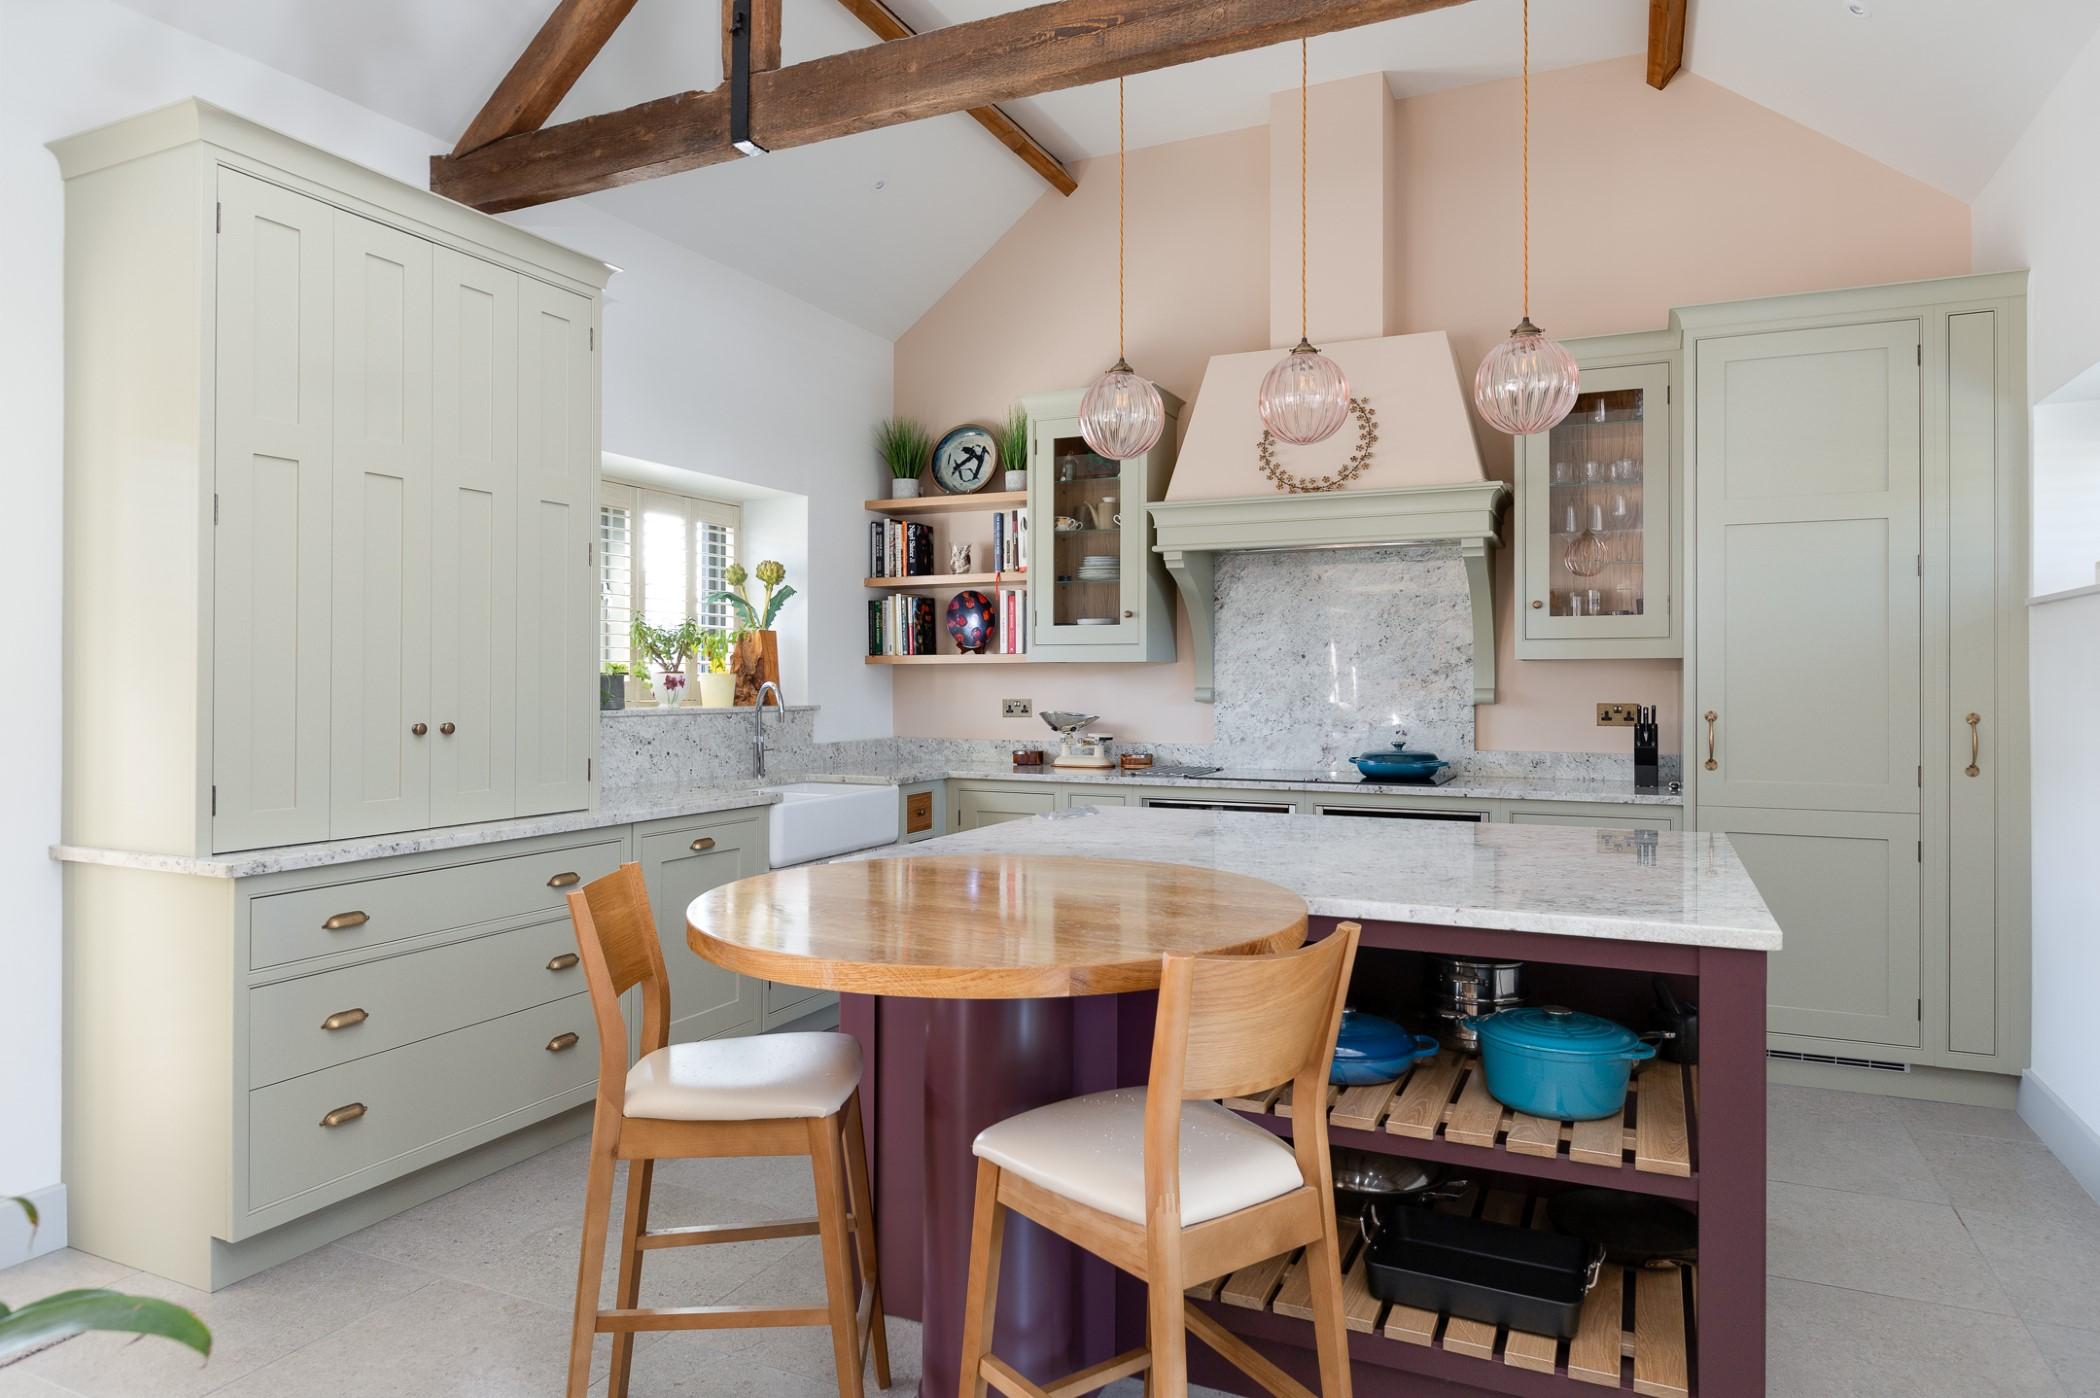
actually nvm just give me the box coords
[2,1085,2093,1396]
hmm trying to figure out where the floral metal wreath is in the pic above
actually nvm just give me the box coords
[1255,398,1377,493]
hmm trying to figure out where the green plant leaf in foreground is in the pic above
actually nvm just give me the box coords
[0,1288,212,1364]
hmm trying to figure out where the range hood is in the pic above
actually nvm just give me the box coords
[1147,330,1509,705]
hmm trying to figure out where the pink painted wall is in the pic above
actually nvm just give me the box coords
[891,55,1971,750]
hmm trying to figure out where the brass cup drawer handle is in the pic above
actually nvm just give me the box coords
[1703,710,1719,771]
[1966,712,1982,777]
[321,1008,369,1031]
[547,952,580,972]
[689,837,715,852]
[547,871,581,888]
[546,1032,580,1053]
[322,911,369,932]
[320,1102,367,1128]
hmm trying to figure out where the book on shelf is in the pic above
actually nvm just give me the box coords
[868,592,940,656]
[870,520,934,579]
[996,584,1028,655]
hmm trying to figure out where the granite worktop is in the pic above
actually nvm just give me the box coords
[843,805,1780,951]
[821,764,1682,806]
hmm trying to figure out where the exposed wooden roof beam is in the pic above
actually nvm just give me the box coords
[452,0,643,157]
[1647,0,1687,89]
[432,0,1475,214]
[832,0,1075,196]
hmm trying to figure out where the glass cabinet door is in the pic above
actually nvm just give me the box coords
[1518,362,1672,647]
[1031,419,1142,648]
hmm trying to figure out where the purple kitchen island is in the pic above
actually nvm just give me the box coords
[834,807,1777,1398]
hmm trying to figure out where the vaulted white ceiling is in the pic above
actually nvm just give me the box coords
[110,0,2100,337]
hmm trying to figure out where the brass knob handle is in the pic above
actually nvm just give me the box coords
[411,722,428,737]
[321,1008,368,1031]
[1703,710,1719,771]
[1965,712,1982,778]
[439,722,456,736]
[1531,599,1543,609]
[546,871,581,888]
[322,910,369,932]
[689,837,715,852]
[320,1102,367,1128]
[1123,609,1135,618]
[546,952,580,972]
[546,1032,580,1053]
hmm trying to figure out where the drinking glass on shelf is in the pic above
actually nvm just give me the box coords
[1562,503,1579,534]
[1582,459,1602,484]
[1586,589,1604,616]
[1567,591,1584,616]
[1616,584,1639,616]
[1591,398,1609,424]
[1552,460,1573,485]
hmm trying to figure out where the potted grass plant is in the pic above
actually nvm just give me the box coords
[696,629,735,708]
[877,416,931,499]
[1000,404,1030,491]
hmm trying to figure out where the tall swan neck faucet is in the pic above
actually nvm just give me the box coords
[754,681,784,778]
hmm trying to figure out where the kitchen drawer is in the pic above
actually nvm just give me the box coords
[1058,788,1135,810]
[954,786,1055,829]
[247,992,597,1210]
[248,918,585,1087]
[1510,811,1678,833]
[763,979,828,1018]
[249,837,624,968]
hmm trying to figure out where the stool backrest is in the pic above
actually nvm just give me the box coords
[566,862,673,1107]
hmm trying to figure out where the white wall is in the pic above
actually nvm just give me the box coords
[1972,19,2100,1195]
[0,0,890,1229]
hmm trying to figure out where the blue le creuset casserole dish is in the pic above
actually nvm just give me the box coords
[1465,1006,1657,1120]
[1347,743,1450,781]
[1331,1008,1441,1085]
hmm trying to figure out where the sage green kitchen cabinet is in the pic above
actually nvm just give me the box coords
[636,811,766,1045]
[54,103,611,861]
[1508,810,1679,834]
[1058,787,1136,809]
[1022,386,1182,662]
[955,785,1058,828]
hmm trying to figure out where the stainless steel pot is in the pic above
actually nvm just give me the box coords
[1433,957,1525,1003]
[1330,1147,1470,1217]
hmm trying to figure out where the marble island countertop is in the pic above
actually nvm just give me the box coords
[844,805,1780,952]
[827,764,1683,806]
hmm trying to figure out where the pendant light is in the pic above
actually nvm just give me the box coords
[1474,0,1579,435]
[1079,77,1166,461]
[1257,38,1351,447]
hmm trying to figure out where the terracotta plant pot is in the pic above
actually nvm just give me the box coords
[698,672,735,708]
[732,630,782,706]
[889,477,921,499]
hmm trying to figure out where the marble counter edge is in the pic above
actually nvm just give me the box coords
[793,766,1685,806]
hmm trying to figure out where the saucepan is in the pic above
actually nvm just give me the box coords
[1330,1147,1470,1230]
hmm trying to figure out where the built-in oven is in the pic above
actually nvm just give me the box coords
[1311,805,1486,822]
[1141,797,1295,814]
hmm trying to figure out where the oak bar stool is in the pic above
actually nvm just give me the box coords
[563,863,888,1398]
[958,923,1362,1398]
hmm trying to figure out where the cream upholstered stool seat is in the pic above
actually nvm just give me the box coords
[972,1087,1303,1226]
[625,1033,862,1121]
[563,863,886,1398]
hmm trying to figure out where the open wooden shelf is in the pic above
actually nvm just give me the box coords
[865,490,1027,517]
[864,572,1023,589]
[1189,1184,1692,1396]
[1228,1053,1695,1196]
[864,652,1029,665]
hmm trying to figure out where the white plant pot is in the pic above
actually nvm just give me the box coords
[889,477,922,499]
[1004,470,1029,492]
[698,672,736,708]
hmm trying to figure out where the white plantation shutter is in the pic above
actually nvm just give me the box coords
[599,487,635,669]
[601,481,741,670]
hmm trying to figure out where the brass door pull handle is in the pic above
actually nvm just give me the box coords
[1703,711,1719,771]
[546,952,580,972]
[689,837,715,852]
[322,911,369,932]
[439,722,456,736]
[546,871,581,888]
[321,1008,369,1031]
[546,1032,580,1053]
[1531,599,1543,609]
[411,722,428,737]
[320,1102,366,1128]
[1965,712,1982,777]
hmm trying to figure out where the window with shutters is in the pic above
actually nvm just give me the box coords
[598,483,740,671]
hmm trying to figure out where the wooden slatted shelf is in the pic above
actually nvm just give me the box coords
[1195,1186,1694,1397]
[1226,1053,1694,1185]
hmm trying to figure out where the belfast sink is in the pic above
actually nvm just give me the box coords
[764,782,901,867]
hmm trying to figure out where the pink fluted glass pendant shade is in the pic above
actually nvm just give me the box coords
[1079,358,1166,460]
[1474,317,1580,435]
[1258,340,1352,446]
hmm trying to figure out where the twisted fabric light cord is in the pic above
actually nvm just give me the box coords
[1522,0,1531,319]
[1118,76,1126,360]
[1300,37,1309,341]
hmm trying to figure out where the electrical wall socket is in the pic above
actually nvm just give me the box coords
[1001,698,1032,718]
[1596,703,1640,727]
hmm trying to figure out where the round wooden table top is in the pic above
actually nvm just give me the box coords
[686,853,1309,999]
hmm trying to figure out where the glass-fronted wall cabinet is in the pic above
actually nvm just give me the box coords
[1514,348,1681,658]
[1022,385,1182,662]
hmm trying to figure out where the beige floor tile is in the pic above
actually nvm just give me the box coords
[1767,1181,2014,1313]
[1914,1129,2100,1226]
[1958,1203,2100,1334]
[17,1244,432,1398]
[690,1246,916,1390]
[2028,1320,2100,1396]
[0,1370,78,1397]
[1894,1096,2040,1143]
[0,1250,135,1298]
[206,1278,592,1398]
[1767,1083,1950,1202]
[1766,1276,2062,1397]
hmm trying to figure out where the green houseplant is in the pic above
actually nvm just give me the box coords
[600,662,628,712]
[876,416,931,499]
[708,561,794,706]
[2,1197,210,1365]
[695,629,734,708]
[629,617,700,708]
[999,404,1030,491]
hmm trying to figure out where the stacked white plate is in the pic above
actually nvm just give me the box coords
[1076,553,1120,582]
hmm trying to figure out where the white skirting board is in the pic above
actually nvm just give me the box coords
[1,1183,67,1264]
[2020,1070,2100,1207]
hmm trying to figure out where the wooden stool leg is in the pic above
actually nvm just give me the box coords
[957,1158,1005,1398]
[1147,1265,1187,1397]
[1143,1310,1157,1398]
[810,1113,867,1398]
[843,1091,891,1389]
[566,1126,620,1398]
[607,1157,654,1398]
[1303,1213,1352,1398]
